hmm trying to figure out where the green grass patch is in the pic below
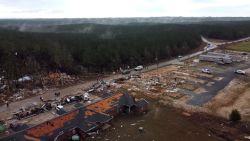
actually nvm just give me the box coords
[227,41,250,52]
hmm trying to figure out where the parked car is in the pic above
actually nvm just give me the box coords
[55,105,64,111]
[65,96,79,103]
[134,65,143,71]
[202,68,212,74]
[234,70,246,75]
[18,75,32,83]
[83,93,90,101]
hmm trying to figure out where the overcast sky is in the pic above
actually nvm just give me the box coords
[0,0,250,18]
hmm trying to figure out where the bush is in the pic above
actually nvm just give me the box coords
[0,124,6,133]
[229,109,241,122]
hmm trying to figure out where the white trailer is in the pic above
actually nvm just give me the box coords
[199,55,232,64]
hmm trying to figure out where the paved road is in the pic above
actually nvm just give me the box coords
[187,64,250,106]
[0,75,122,119]
[0,36,249,119]
[201,36,250,46]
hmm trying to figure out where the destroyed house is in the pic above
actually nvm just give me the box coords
[1,93,148,141]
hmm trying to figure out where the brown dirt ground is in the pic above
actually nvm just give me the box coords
[185,112,250,141]
[204,70,250,121]
[142,65,179,78]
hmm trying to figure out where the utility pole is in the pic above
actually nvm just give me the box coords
[14,52,18,91]
[155,55,159,75]
[222,44,226,54]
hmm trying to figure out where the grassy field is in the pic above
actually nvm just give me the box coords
[227,41,250,52]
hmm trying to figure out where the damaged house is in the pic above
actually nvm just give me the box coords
[1,92,148,141]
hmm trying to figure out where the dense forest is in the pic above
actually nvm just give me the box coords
[1,21,250,79]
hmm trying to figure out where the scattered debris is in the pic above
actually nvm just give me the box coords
[244,136,250,140]
[130,123,136,126]
[102,124,111,130]
[182,112,191,117]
